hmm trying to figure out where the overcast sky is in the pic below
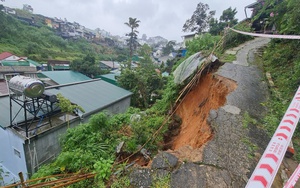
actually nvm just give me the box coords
[3,0,255,42]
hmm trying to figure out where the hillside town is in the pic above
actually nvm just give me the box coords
[1,0,300,187]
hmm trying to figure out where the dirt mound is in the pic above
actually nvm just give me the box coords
[171,73,237,151]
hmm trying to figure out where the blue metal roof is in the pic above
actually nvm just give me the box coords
[40,71,91,85]
[0,79,132,128]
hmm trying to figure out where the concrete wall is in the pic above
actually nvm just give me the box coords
[0,128,28,186]
[24,117,80,176]
[104,97,131,115]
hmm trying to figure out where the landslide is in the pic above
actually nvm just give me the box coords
[162,61,237,162]
[172,73,236,150]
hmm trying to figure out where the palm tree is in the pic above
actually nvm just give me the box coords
[124,17,140,68]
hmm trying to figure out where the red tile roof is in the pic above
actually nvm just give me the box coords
[0,52,13,61]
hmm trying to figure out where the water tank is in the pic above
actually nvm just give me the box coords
[9,75,45,98]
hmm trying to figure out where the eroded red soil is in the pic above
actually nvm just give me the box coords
[171,73,237,151]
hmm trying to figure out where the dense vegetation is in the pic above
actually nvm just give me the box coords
[256,0,300,160]
[31,83,179,187]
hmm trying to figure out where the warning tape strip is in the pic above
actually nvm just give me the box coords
[245,86,300,188]
[283,164,300,188]
[229,28,300,40]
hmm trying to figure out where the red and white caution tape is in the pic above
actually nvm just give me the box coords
[246,86,300,188]
[283,164,300,188]
[230,28,300,40]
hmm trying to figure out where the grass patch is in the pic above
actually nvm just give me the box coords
[218,53,236,62]
[260,40,300,162]
[151,174,171,188]
[242,112,257,129]
[241,137,258,159]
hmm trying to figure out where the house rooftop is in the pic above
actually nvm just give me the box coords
[97,73,120,86]
[100,73,119,81]
[0,52,13,60]
[39,70,91,85]
[181,33,197,38]
[1,60,30,66]
[245,1,260,9]
[0,79,132,128]
[27,59,42,67]
[47,60,70,65]
[100,61,120,69]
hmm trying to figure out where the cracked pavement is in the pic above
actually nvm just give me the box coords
[201,37,271,187]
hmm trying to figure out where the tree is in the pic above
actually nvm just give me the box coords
[124,17,140,67]
[220,7,238,26]
[208,18,222,35]
[274,0,298,34]
[209,7,238,35]
[162,41,176,56]
[118,44,164,109]
[183,2,215,34]
[57,93,85,127]
[70,54,100,78]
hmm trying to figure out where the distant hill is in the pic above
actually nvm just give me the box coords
[0,8,126,62]
[0,5,173,63]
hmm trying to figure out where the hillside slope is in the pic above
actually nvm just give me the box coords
[0,11,119,61]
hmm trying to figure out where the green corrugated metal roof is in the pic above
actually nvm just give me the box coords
[0,79,132,128]
[100,73,118,81]
[1,61,30,66]
[40,71,91,84]
[27,59,42,67]
[53,65,70,70]
[96,73,120,86]
[46,79,132,116]
[37,73,48,78]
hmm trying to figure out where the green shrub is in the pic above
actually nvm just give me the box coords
[94,158,114,181]
[186,33,221,56]
[222,21,253,50]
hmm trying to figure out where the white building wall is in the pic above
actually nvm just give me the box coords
[0,128,27,186]
[3,55,20,61]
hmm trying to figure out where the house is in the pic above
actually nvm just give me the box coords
[16,16,36,26]
[26,59,43,71]
[0,52,20,62]
[176,48,187,58]
[99,61,120,71]
[1,6,16,15]
[47,60,70,71]
[96,73,120,86]
[44,17,59,29]
[0,78,132,186]
[0,52,42,96]
[244,1,261,18]
[244,0,282,33]
[23,4,33,13]
[181,33,198,48]
[0,52,43,71]
[153,49,163,58]
[38,70,91,86]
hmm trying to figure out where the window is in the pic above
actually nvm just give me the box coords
[14,148,21,158]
